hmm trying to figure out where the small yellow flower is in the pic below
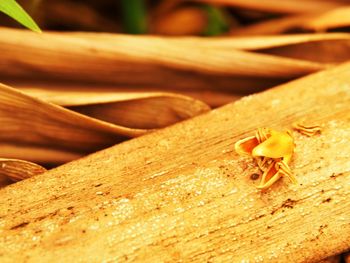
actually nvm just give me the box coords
[235,128,296,190]
[234,128,271,157]
[252,130,294,163]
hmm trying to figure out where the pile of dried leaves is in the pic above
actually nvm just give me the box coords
[1,0,350,190]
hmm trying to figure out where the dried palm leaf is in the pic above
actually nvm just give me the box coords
[1,143,82,164]
[16,87,210,129]
[77,31,350,64]
[0,158,46,182]
[10,81,240,108]
[0,27,329,92]
[0,83,208,162]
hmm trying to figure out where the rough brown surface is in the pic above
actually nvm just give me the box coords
[0,62,349,262]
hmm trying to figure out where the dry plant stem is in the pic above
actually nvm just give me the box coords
[0,27,330,92]
[1,61,350,262]
[0,158,46,182]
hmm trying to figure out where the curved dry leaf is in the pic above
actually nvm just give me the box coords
[0,158,47,182]
[0,27,328,93]
[18,88,211,129]
[11,82,241,108]
[258,38,350,64]
[0,82,147,155]
[0,83,210,157]
[69,97,206,129]
[1,143,82,164]
[193,0,344,14]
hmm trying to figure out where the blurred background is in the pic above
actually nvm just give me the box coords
[3,0,350,36]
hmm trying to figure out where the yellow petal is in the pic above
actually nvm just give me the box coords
[234,136,259,156]
[252,130,294,159]
[257,162,281,189]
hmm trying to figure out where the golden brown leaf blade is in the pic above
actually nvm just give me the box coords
[15,88,211,129]
[0,82,210,164]
[0,143,82,165]
[10,81,240,108]
[0,82,146,154]
[0,158,47,182]
[0,27,328,92]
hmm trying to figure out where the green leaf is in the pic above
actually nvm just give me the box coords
[203,5,229,36]
[120,0,147,34]
[0,0,41,32]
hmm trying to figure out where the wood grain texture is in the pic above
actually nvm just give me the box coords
[0,62,350,262]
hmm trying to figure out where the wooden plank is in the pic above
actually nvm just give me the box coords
[0,62,350,262]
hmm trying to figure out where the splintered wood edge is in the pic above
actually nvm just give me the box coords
[0,62,350,262]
